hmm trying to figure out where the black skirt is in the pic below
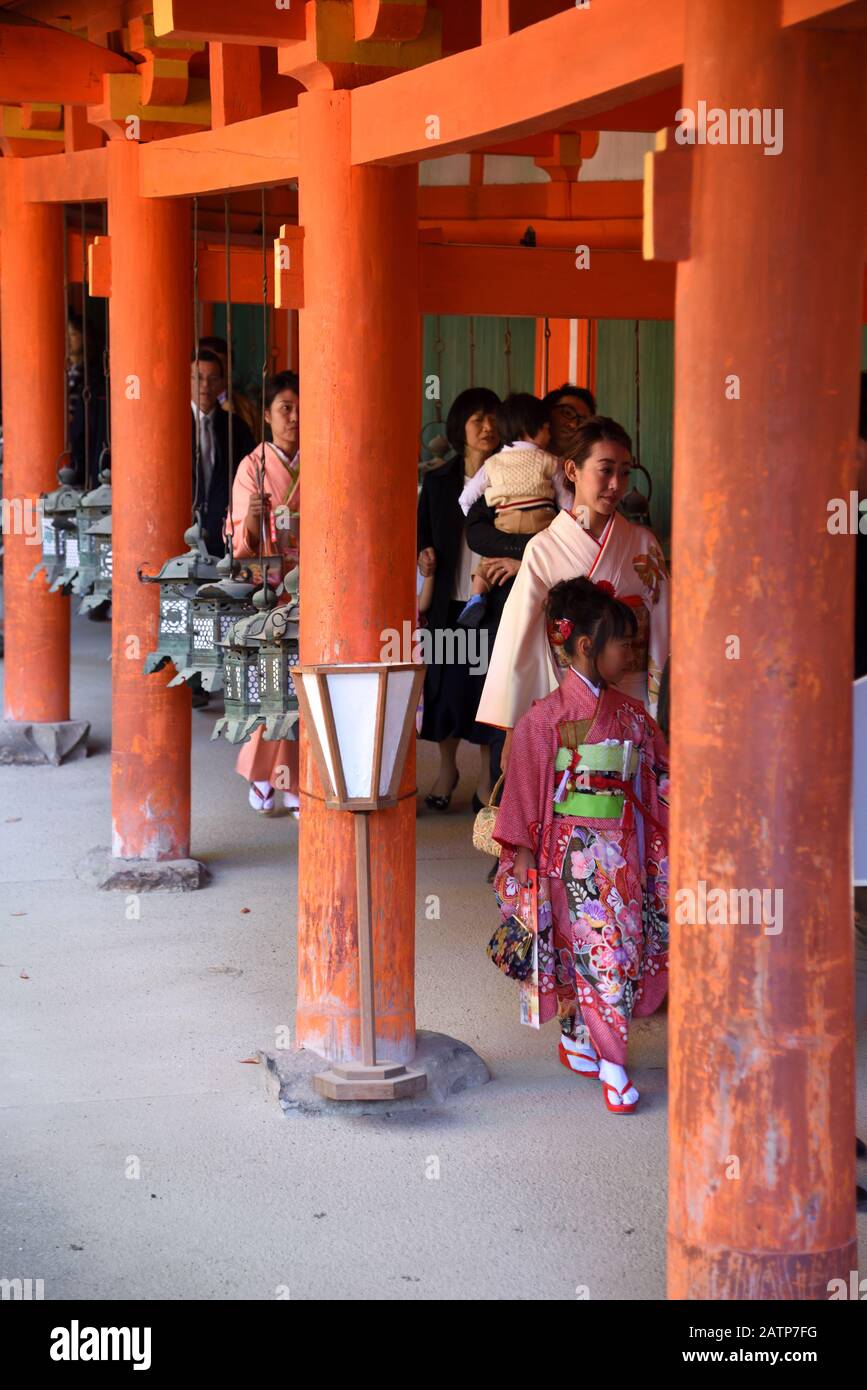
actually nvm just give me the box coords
[418,600,497,746]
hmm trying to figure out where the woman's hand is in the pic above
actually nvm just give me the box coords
[485,557,521,586]
[500,728,514,775]
[513,845,536,887]
[418,546,437,578]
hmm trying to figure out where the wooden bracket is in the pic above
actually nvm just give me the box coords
[643,126,693,262]
[274,225,306,309]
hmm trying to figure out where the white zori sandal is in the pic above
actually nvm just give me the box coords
[248,781,276,815]
[558,1032,600,1078]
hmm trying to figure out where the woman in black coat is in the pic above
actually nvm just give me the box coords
[417,387,500,809]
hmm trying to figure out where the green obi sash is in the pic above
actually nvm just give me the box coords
[553,742,639,817]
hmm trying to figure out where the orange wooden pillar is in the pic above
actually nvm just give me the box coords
[106,141,193,859]
[668,0,867,1298]
[296,91,419,1063]
[0,162,69,723]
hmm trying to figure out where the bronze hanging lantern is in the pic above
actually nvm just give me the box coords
[71,469,111,599]
[256,591,301,742]
[170,574,257,693]
[620,462,653,529]
[31,469,83,592]
[139,524,223,677]
[78,512,113,613]
[211,587,276,744]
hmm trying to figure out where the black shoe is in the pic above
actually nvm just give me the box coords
[857,1184,867,1213]
[425,772,458,812]
[456,596,487,629]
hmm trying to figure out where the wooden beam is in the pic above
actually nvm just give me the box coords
[781,0,867,25]
[139,108,299,196]
[419,219,642,250]
[153,0,306,45]
[354,0,429,42]
[0,17,134,106]
[87,73,211,139]
[351,0,685,165]
[419,180,643,222]
[419,243,676,318]
[209,42,262,128]
[19,147,108,202]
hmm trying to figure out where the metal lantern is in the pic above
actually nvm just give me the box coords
[171,575,257,693]
[71,473,112,599]
[30,480,84,591]
[256,598,301,742]
[140,525,223,677]
[212,594,274,744]
[78,513,113,613]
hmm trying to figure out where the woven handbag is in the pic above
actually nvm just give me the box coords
[472,773,505,856]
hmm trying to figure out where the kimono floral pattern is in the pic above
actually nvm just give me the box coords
[632,541,667,607]
[492,670,670,1061]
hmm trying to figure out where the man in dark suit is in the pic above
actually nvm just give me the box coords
[190,349,254,557]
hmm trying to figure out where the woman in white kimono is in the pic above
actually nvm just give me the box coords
[476,417,669,770]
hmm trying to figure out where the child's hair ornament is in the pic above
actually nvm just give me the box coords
[553,618,574,641]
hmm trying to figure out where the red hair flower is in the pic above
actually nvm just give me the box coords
[595,580,616,597]
[553,618,574,641]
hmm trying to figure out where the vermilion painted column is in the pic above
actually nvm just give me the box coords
[106,141,193,858]
[0,161,69,723]
[668,1,867,1298]
[297,91,419,1062]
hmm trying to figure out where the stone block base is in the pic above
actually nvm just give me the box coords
[259,1029,491,1116]
[0,719,90,766]
[77,846,210,892]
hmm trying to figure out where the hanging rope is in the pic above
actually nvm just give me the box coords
[100,201,110,474]
[542,316,551,397]
[224,194,235,570]
[80,203,92,491]
[634,319,641,467]
[503,318,513,396]
[257,187,270,590]
[433,315,445,424]
[192,195,202,527]
[468,316,476,389]
[586,318,593,394]
[60,206,71,476]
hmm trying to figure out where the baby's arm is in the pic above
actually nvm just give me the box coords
[458,465,488,516]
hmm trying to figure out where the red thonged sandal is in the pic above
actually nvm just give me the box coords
[558,1040,600,1079]
[600,1076,639,1114]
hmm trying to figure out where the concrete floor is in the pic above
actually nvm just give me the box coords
[1,608,864,1301]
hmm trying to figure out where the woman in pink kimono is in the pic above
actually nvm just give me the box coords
[476,417,669,770]
[227,371,301,815]
[493,577,669,1113]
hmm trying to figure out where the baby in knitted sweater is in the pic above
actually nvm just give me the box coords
[457,392,572,628]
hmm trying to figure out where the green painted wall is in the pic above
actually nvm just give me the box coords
[596,319,674,553]
[420,314,536,451]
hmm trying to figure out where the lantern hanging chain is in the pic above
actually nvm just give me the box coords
[224,194,235,569]
[192,194,202,527]
[433,315,445,424]
[80,202,92,492]
[634,318,641,469]
[543,316,551,398]
[258,186,269,590]
[102,200,111,459]
[586,318,593,394]
[469,316,476,389]
[504,318,512,396]
[61,205,71,469]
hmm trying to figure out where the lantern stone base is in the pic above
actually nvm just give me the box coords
[77,846,210,892]
[258,1030,492,1116]
[0,719,90,766]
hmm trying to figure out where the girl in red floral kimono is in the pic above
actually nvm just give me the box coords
[492,576,669,1113]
